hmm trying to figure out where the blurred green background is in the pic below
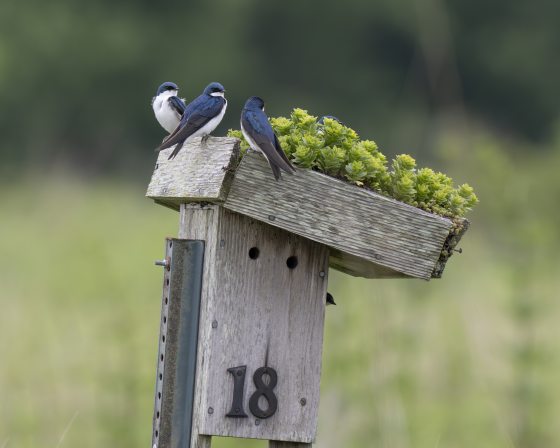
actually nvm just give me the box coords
[1,0,559,447]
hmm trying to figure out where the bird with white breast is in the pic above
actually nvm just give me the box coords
[151,82,186,134]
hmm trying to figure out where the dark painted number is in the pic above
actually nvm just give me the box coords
[226,365,248,417]
[248,367,278,419]
[226,366,278,419]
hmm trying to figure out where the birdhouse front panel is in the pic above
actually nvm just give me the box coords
[186,207,329,443]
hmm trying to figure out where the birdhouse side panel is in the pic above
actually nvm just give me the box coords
[224,152,453,279]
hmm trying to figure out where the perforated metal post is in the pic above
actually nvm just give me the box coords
[152,239,205,448]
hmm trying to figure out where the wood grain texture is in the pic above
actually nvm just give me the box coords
[146,136,240,209]
[178,204,221,448]
[269,442,311,448]
[329,248,407,279]
[191,435,211,448]
[180,205,329,444]
[224,151,453,279]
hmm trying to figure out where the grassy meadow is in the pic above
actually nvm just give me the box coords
[1,133,559,447]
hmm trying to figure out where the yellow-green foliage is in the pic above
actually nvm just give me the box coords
[227,129,250,154]
[228,108,478,218]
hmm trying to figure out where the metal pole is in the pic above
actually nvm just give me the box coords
[153,239,205,448]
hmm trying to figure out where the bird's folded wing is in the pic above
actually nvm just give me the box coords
[158,98,223,151]
[242,111,295,173]
[168,96,186,115]
[274,134,296,171]
[157,113,213,151]
[253,137,295,174]
[242,112,295,174]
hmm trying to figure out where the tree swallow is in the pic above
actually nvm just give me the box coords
[326,292,336,306]
[157,82,227,160]
[152,82,186,133]
[241,96,296,180]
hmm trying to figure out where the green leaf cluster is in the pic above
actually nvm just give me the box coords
[227,129,250,155]
[228,109,478,218]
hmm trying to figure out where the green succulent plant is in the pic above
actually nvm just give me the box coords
[228,108,478,218]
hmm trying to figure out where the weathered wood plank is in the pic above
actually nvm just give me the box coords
[191,435,211,448]
[180,204,329,444]
[269,442,311,448]
[329,247,408,279]
[224,151,453,279]
[177,205,221,448]
[146,136,240,209]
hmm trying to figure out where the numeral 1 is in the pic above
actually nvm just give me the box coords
[226,365,248,418]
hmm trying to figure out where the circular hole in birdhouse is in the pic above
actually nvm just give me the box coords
[248,247,260,260]
[163,316,167,324]
[286,256,298,269]
[166,278,169,286]
[159,373,163,380]
[157,411,160,419]
[165,297,168,305]
[160,354,164,362]
[158,392,161,399]
[162,335,166,343]
[155,430,159,438]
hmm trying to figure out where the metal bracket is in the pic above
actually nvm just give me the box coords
[152,239,205,448]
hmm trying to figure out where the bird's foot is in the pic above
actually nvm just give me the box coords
[201,134,210,147]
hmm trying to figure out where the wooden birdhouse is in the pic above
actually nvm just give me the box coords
[146,137,468,448]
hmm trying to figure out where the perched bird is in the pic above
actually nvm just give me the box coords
[241,96,296,180]
[326,292,336,306]
[318,115,345,126]
[151,82,186,133]
[157,82,227,160]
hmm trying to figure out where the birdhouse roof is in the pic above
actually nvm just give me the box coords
[147,137,467,279]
